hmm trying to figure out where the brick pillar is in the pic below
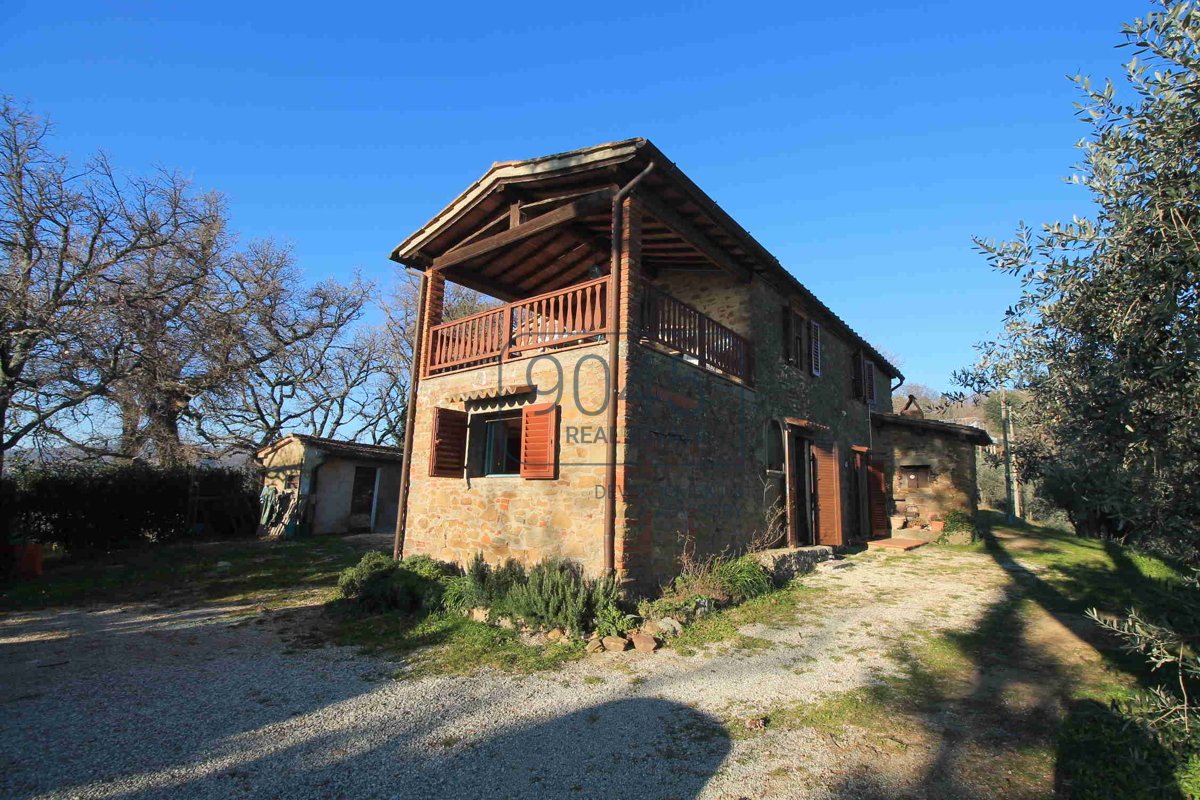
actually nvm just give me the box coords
[614,197,642,579]
[419,272,445,378]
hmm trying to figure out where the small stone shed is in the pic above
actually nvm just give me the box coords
[870,409,992,525]
[254,435,404,536]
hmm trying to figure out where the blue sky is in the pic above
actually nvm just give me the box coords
[2,1,1138,390]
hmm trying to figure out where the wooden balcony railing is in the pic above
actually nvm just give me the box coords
[640,280,754,384]
[424,275,754,385]
[425,276,609,376]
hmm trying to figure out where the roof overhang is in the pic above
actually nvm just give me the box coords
[871,412,993,446]
[391,138,903,379]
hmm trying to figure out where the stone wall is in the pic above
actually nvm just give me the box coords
[650,268,752,338]
[871,420,980,522]
[403,343,613,573]
[617,273,880,589]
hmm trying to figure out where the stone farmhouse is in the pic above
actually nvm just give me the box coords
[388,138,981,589]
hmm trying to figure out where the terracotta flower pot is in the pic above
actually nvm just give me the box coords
[930,520,946,533]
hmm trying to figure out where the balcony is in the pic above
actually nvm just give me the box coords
[424,276,753,385]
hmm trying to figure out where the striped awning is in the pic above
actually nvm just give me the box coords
[448,384,535,403]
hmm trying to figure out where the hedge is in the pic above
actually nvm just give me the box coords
[1,463,260,553]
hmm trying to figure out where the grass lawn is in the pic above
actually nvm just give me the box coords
[333,609,585,678]
[0,535,366,612]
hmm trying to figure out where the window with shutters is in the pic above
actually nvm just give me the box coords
[808,320,822,377]
[782,308,806,369]
[864,358,877,404]
[429,407,468,477]
[462,403,559,480]
[902,465,931,490]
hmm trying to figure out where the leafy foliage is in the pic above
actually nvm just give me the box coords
[0,463,258,551]
[954,1,1200,555]
[501,560,592,636]
[337,550,449,614]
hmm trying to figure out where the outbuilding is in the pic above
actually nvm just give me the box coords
[254,435,404,536]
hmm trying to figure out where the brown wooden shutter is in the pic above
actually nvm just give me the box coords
[520,403,558,480]
[781,306,794,364]
[852,351,864,399]
[865,359,877,403]
[867,455,889,536]
[811,440,843,546]
[429,407,467,477]
[809,320,822,376]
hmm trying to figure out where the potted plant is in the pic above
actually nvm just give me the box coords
[929,517,946,533]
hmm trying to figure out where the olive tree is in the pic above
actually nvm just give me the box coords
[955,1,1200,553]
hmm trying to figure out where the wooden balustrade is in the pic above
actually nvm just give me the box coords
[424,274,753,385]
[640,280,754,384]
[425,276,608,376]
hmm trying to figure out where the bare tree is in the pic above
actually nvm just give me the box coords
[0,98,210,474]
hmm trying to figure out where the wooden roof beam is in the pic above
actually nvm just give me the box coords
[432,189,613,272]
[634,190,750,281]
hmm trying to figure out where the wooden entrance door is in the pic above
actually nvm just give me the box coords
[867,455,889,537]
[784,431,814,547]
[810,441,844,547]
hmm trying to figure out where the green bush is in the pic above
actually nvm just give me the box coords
[942,509,976,533]
[711,556,772,602]
[502,560,591,635]
[1,463,258,552]
[402,554,457,581]
[337,551,445,614]
[593,600,635,638]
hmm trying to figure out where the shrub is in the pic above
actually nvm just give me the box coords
[502,560,591,635]
[711,556,772,602]
[593,600,636,638]
[401,554,457,581]
[337,551,444,614]
[942,509,976,534]
[1,463,258,552]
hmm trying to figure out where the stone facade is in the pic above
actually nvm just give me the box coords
[403,235,894,589]
[870,415,984,524]
[403,344,613,568]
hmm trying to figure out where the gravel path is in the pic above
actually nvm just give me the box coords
[1,546,1009,800]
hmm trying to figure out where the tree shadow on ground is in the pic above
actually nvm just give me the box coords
[827,520,1183,799]
[2,605,730,800]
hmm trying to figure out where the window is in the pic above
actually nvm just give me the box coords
[431,402,559,480]
[902,465,931,490]
[482,415,522,475]
[809,320,822,376]
[781,307,806,368]
[350,466,377,515]
[766,420,784,471]
[853,351,878,404]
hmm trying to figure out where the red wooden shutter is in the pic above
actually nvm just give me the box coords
[867,455,889,536]
[781,306,794,364]
[809,320,822,376]
[429,407,467,477]
[865,359,877,403]
[520,403,559,480]
[811,441,843,546]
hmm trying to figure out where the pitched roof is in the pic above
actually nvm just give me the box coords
[871,412,993,446]
[255,434,405,462]
[390,138,903,381]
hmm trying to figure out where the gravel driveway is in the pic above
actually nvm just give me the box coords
[1,547,1008,800]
